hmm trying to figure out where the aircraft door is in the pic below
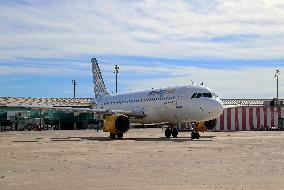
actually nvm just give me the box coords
[176,87,184,109]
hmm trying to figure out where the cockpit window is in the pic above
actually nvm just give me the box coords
[196,93,202,98]
[202,93,213,98]
[212,93,218,98]
[191,92,215,99]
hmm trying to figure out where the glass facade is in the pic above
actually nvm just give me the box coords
[0,106,100,131]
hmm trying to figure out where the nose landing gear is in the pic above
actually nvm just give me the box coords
[191,123,200,140]
[191,131,200,140]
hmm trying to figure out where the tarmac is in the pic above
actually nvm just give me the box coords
[0,129,284,190]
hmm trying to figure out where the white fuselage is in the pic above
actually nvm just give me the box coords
[95,85,224,124]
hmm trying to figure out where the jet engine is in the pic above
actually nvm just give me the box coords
[204,119,217,130]
[103,114,130,135]
[195,119,217,132]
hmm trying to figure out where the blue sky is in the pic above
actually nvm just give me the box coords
[0,0,284,98]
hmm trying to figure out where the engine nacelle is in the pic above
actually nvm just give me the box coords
[204,119,217,130]
[195,119,217,132]
[103,114,130,135]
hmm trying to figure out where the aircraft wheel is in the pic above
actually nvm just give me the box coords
[191,132,200,140]
[117,133,123,140]
[196,133,200,139]
[191,132,195,139]
[165,127,172,138]
[110,134,116,139]
[172,128,178,138]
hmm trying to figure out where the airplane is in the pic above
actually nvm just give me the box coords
[89,58,224,139]
[4,58,224,140]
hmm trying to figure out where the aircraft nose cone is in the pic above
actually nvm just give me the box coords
[208,99,224,119]
[215,99,224,116]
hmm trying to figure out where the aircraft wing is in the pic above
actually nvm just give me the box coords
[2,104,145,118]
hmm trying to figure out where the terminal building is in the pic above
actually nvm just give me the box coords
[217,99,284,131]
[1,97,284,131]
[0,97,100,131]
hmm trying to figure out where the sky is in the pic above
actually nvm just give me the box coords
[0,0,284,98]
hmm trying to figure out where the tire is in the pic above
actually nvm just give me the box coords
[191,132,200,139]
[117,133,123,140]
[191,132,195,139]
[110,134,116,139]
[196,133,200,139]
[165,127,172,138]
[172,128,178,138]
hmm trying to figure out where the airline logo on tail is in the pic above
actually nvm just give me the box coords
[91,58,109,98]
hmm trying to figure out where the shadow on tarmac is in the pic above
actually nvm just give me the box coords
[62,136,215,142]
[11,136,215,143]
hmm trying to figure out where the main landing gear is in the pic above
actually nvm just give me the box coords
[110,133,123,140]
[165,126,178,138]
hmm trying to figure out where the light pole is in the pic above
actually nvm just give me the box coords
[114,65,119,93]
[274,69,280,100]
[72,79,77,98]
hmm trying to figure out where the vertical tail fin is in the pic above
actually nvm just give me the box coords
[91,58,109,98]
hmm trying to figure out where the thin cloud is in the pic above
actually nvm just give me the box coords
[120,65,284,99]
[0,65,88,76]
[0,1,284,98]
[0,0,284,59]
